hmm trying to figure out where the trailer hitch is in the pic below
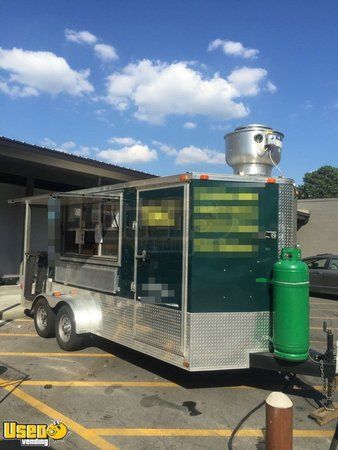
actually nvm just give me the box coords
[319,321,336,411]
[250,321,338,424]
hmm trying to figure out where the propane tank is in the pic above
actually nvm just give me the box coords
[272,247,309,361]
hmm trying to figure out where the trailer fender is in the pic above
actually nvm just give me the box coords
[33,294,102,335]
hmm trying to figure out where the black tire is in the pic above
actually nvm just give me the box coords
[34,298,56,338]
[55,305,83,351]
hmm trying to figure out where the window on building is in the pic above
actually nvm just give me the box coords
[61,196,121,260]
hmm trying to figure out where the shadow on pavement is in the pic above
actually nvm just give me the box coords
[73,335,326,407]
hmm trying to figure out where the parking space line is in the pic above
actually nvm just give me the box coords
[89,427,334,438]
[310,302,338,305]
[310,327,338,330]
[18,380,329,393]
[310,306,338,309]
[0,332,37,337]
[19,381,254,390]
[311,316,338,320]
[92,428,261,437]
[0,378,118,449]
[0,352,114,358]
[4,318,33,322]
[22,380,178,387]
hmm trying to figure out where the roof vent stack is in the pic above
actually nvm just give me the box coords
[224,124,284,177]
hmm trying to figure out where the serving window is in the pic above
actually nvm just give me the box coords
[61,195,121,261]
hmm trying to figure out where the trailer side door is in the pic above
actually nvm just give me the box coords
[134,186,186,354]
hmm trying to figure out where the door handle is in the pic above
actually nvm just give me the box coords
[136,250,149,262]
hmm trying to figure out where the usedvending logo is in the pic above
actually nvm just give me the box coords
[3,420,68,447]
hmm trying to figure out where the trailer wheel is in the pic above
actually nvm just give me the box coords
[34,298,56,338]
[55,305,83,351]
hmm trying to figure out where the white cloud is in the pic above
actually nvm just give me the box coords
[227,67,267,96]
[0,47,93,97]
[98,144,157,164]
[175,145,224,165]
[94,44,118,62]
[152,140,224,164]
[183,121,197,129]
[65,29,97,45]
[108,136,140,146]
[41,138,93,157]
[152,140,178,156]
[75,145,92,156]
[41,138,57,148]
[266,80,277,94]
[0,80,38,98]
[65,29,118,63]
[208,39,259,59]
[59,140,76,151]
[41,135,156,164]
[41,134,223,166]
[105,59,270,124]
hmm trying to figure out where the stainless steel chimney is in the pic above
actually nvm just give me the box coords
[225,124,284,177]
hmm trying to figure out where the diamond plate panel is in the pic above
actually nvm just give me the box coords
[97,295,184,367]
[278,184,296,255]
[55,261,118,293]
[50,286,270,371]
[50,282,185,367]
[187,311,270,370]
[134,302,182,354]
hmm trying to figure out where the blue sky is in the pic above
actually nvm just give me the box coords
[0,0,337,183]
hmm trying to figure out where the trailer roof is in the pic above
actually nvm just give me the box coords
[9,172,294,205]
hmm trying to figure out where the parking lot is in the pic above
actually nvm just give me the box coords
[0,295,337,449]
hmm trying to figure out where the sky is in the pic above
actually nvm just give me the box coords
[0,0,337,183]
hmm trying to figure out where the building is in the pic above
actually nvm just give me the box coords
[297,198,338,257]
[0,136,154,279]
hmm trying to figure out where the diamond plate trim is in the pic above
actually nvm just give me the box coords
[96,294,184,366]
[55,261,118,293]
[187,311,270,370]
[134,302,182,354]
[278,184,296,255]
[51,283,185,368]
[51,284,271,371]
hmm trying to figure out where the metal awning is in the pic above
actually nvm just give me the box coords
[8,190,121,206]
[8,193,52,205]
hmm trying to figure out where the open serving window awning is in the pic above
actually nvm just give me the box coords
[8,189,122,206]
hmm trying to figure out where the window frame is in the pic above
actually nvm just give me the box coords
[304,257,330,270]
[60,192,123,266]
[328,257,338,271]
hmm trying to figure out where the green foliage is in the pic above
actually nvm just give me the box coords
[297,165,338,199]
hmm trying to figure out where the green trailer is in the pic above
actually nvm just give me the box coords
[12,124,338,414]
[17,168,296,371]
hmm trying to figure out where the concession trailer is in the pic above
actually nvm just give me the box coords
[13,124,338,407]
[14,123,299,371]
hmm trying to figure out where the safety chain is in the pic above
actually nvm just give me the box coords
[320,359,325,396]
[320,358,336,411]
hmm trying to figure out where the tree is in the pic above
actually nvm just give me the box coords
[297,165,338,199]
